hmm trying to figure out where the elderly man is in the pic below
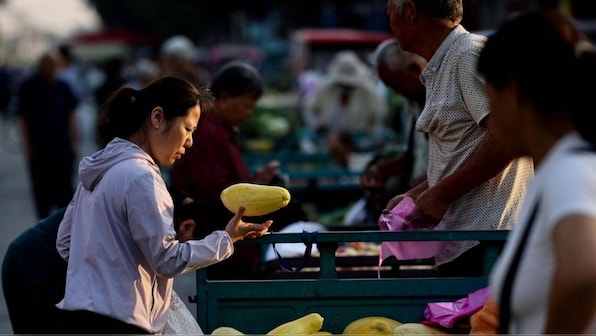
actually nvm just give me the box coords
[383,0,534,276]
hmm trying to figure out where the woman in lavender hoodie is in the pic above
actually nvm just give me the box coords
[56,76,272,334]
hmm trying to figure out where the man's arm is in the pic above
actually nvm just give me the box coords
[415,130,514,222]
[384,177,428,212]
[17,116,32,160]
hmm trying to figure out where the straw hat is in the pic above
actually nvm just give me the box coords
[324,50,372,87]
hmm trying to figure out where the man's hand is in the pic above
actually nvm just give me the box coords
[384,178,429,213]
[361,163,385,191]
[252,160,280,185]
[384,193,407,213]
[413,187,450,226]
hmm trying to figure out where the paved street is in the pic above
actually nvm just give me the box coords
[0,115,200,334]
[0,117,37,334]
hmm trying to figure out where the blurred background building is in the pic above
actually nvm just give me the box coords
[1,0,594,82]
[1,0,595,216]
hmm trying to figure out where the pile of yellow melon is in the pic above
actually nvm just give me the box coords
[210,313,447,335]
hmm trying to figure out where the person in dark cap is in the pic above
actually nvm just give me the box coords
[171,61,308,279]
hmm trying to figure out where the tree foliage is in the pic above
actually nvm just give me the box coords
[86,0,214,40]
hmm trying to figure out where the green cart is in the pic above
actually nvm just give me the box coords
[194,230,508,334]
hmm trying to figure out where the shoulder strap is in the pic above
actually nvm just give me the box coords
[498,201,540,334]
[572,144,596,153]
[499,141,594,333]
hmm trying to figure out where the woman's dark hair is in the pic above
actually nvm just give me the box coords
[478,10,596,145]
[96,76,214,148]
[208,61,264,98]
[173,199,232,240]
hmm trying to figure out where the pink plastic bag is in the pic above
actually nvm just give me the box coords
[378,196,447,262]
[422,286,491,328]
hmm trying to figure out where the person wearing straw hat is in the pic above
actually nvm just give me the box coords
[303,50,390,168]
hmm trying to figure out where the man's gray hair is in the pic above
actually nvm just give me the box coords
[372,39,400,67]
[389,0,463,22]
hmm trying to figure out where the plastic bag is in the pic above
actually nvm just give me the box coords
[423,286,491,329]
[162,290,204,334]
[378,196,447,261]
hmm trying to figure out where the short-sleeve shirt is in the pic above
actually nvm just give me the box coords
[417,25,534,265]
[490,134,596,334]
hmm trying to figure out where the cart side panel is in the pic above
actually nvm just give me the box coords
[196,231,507,334]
